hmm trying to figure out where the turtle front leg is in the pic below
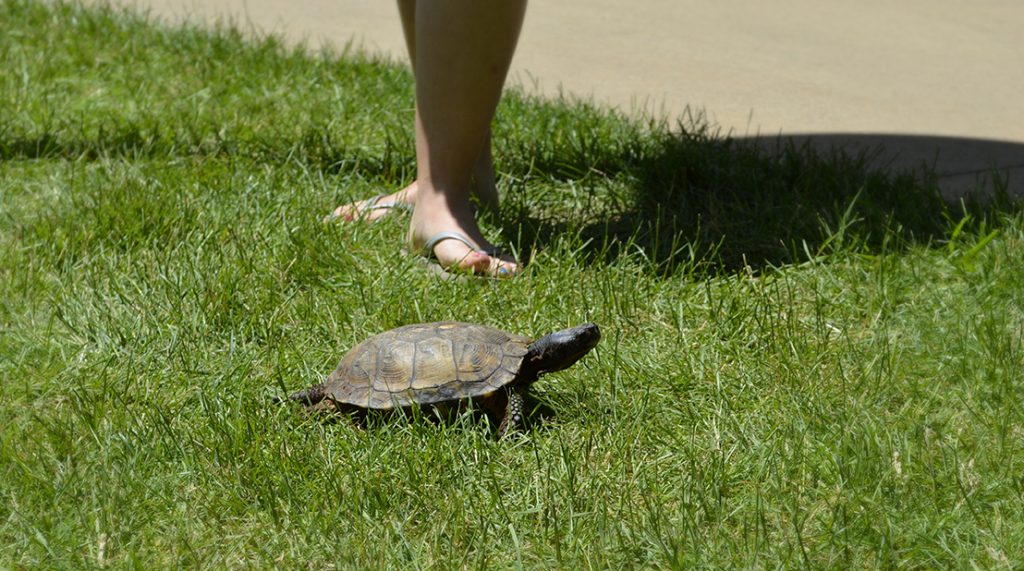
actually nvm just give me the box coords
[497,388,525,439]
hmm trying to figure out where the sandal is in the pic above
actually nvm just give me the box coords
[415,231,516,279]
[323,194,413,223]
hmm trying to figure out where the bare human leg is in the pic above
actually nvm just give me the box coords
[407,0,525,276]
[327,0,502,224]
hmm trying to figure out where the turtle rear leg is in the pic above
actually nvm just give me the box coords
[497,388,525,439]
[277,383,362,418]
[273,383,327,408]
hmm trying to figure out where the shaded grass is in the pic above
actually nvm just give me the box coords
[2,0,1024,568]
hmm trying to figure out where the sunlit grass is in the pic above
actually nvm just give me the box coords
[2,1,1023,568]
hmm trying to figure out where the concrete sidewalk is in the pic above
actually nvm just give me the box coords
[108,0,1024,199]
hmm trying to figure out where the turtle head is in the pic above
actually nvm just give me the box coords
[523,323,601,379]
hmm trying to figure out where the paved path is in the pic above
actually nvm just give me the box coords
[110,0,1024,198]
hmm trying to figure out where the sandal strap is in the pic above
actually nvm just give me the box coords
[421,231,504,257]
[365,195,413,213]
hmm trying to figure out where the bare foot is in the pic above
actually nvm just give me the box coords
[325,183,417,223]
[408,191,518,277]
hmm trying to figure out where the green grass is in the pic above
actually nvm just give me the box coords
[2,0,1023,568]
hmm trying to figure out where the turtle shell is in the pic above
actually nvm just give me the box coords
[322,322,531,410]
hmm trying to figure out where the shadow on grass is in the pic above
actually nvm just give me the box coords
[279,395,557,440]
[505,121,1024,276]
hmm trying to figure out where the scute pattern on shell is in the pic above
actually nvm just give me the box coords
[322,322,531,410]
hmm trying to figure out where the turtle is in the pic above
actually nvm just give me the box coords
[282,321,600,437]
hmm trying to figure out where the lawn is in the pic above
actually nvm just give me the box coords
[2,1,1023,568]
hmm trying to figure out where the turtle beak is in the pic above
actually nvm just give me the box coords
[570,323,601,353]
[550,323,601,368]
